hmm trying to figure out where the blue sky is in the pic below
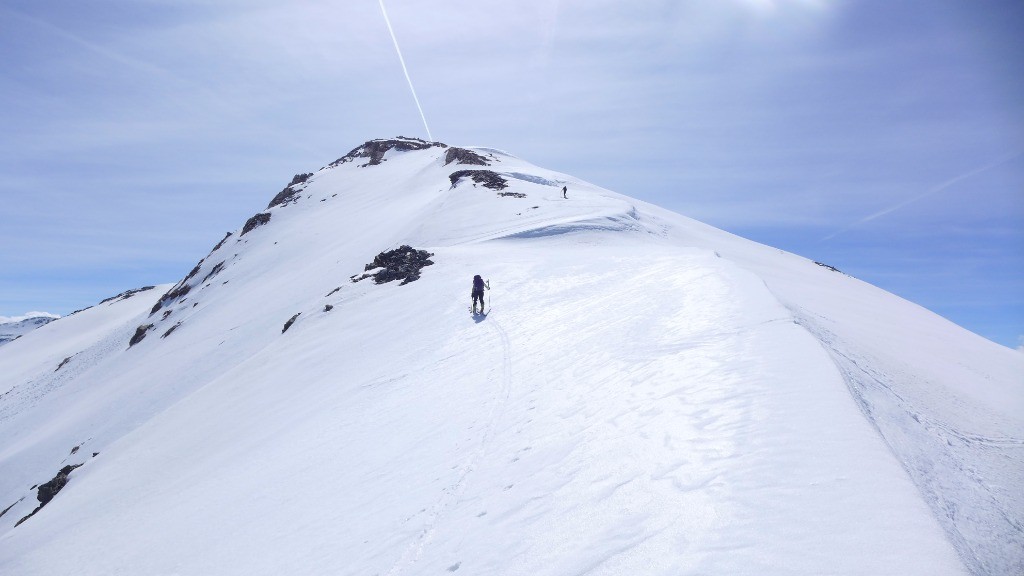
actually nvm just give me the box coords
[1,0,1022,349]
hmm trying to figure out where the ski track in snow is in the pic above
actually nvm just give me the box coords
[386,314,514,576]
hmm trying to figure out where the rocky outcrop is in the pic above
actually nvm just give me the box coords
[151,261,203,316]
[16,464,83,526]
[352,245,434,286]
[211,231,233,252]
[128,324,154,347]
[241,212,272,236]
[330,137,446,168]
[449,170,508,190]
[267,173,313,209]
[814,261,847,275]
[161,322,182,338]
[99,286,156,305]
[282,313,300,333]
[444,147,490,166]
[37,465,80,506]
[201,261,226,284]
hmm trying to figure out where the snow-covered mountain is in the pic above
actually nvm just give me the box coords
[0,313,60,347]
[1,138,1021,575]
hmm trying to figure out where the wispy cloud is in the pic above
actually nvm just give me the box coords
[823,151,1023,241]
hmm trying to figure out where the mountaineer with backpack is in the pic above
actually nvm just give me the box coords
[471,275,490,315]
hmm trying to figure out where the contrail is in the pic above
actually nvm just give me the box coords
[378,0,433,141]
[823,151,1022,241]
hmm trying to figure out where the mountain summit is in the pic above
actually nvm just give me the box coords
[1,138,1021,575]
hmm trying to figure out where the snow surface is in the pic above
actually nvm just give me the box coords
[0,139,1021,575]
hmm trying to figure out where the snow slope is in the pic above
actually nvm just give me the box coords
[0,138,1020,575]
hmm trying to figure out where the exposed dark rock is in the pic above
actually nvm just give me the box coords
[55,357,71,372]
[151,282,192,316]
[282,313,301,333]
[267,187,298,209]
[449,170,508,190]
[70,445,80,455]
[38,465,80,505]
[814,261,846,275]
[324,304,334,312]
[211,231,233,252]
[267,173,313,209]
[241,212,272,236]
[128,324,154,347]
[497,191,527,198]
[182,260,204,284]
[330,137,446,169]
[325,287,341,297]
[99,286,156,305]
[201,261,226,283]
[444,147,490,166]
[289,172,313,186]
[151,257,204,316]
[353,245,434,285]
[0,498,22,520]
[16,464,83,526]
[161,322,182,338]
[162,310,172,320]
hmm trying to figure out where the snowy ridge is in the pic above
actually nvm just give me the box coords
[0,138,1020,575]
[0,314,59,347]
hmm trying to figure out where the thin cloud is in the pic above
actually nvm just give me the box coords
[823,151,1023,241]
[0,6,180,84]
[0,312,61,323]
[0,5,325,158]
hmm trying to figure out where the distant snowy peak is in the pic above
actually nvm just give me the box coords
[0,313,60,347]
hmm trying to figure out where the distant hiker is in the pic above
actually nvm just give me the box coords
[471,274,490,314]
[562,186,567,199]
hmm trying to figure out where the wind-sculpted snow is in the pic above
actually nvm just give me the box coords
[504,172,558,187]
[0,137,1019,575]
